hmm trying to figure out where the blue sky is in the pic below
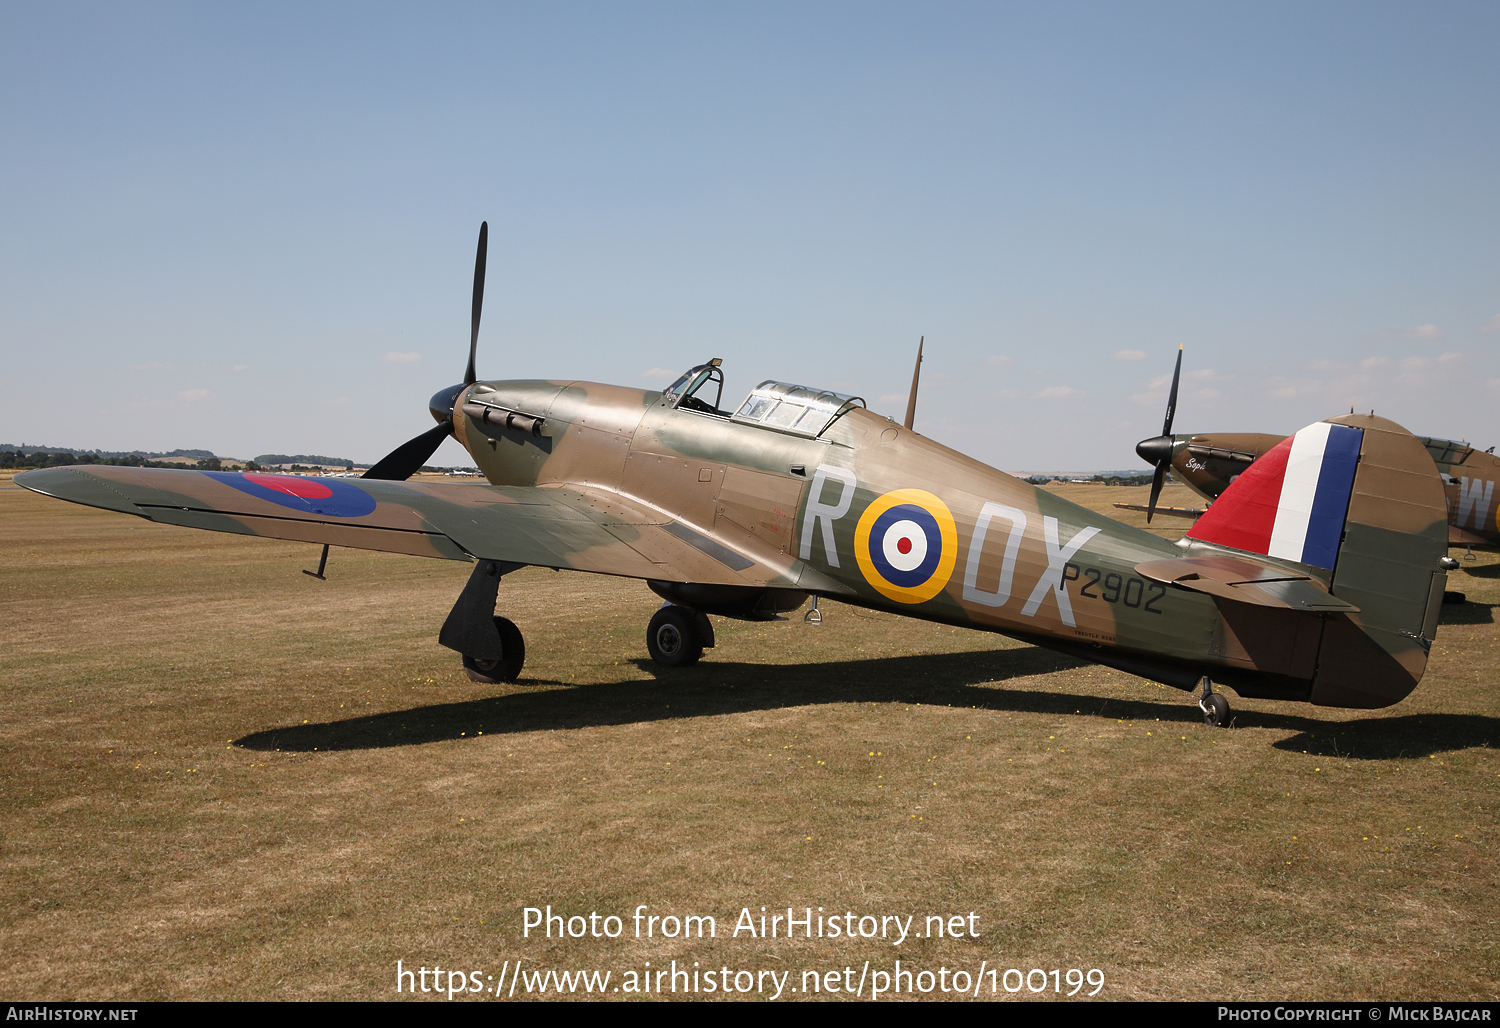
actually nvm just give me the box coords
[2,2,1497,470]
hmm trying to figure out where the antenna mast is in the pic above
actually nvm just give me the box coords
[903,336,924,430]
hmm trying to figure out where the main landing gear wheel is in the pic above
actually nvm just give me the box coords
[1200,691,1230,727]
[647,606,703,667]
[462,616,525,684]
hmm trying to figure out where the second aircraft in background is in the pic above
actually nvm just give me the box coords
[1122,350,1499,553]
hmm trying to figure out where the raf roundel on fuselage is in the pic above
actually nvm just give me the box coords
[854,489,959,604]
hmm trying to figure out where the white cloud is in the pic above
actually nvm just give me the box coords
[178,388,211,401]
[1037,385,1082,399]
[1264,376,1322,400]
[1402,324,1442,339]
[984,355,1014,367]
[879,393,904,403]
[1359,356,1389,370]
[382,351,422,363]
[231,364,249,373]
[642,367,677,379]
[1110,349,1147,361]
[1480,314,1500,335]
[130,361,178,371]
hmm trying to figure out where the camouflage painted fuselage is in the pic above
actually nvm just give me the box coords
[457,381,1443,707]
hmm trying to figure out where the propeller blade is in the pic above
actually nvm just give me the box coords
[1140,345,1185,524]
[1146,460,1167,524]
[362,422,454,481]
[1161,343,1182,438]
[464,221,489,386]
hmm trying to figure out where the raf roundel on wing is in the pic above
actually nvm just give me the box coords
[854,488,959,604]
[203,471,378,518]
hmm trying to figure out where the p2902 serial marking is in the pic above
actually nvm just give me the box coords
[1066,564,1166,613]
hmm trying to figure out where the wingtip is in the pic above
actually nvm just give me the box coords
[11,466,146,516]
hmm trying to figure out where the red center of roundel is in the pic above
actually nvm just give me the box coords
[243,473,334,499]
[896,537,912,554]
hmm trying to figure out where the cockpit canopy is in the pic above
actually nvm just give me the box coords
[730,380,865,438]
[665,359,865,438]
[663,360,724,415]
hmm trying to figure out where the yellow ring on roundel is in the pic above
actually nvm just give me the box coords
[853,488,959,604]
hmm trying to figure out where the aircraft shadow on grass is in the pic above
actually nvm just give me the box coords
[1439,600,1495,626]
[234,644,1499,760]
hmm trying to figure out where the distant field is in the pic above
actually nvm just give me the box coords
[0,477,1495,1001]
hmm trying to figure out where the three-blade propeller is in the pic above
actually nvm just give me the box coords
[1133,344,1183,524]
[362,222,488,482]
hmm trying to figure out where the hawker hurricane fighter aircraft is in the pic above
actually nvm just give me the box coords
[16,226,1456,726]
[1126,350,1500,554]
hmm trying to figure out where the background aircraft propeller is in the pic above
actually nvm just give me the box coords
[1133,344,1183,523]
[362,222,488,482]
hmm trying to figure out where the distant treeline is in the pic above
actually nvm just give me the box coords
[254,454,353,468]
[1,444,216,460]
[1024,473,1161,486]
[0,450,205,471]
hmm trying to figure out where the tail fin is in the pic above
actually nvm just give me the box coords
[1187,414,1448,708]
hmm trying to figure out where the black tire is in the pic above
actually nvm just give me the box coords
[646,606,703,667]
[1201,691,1229,727]
[462,616,526,683]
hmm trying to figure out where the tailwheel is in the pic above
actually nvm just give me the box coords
[462,616,525,683]
[1199,690,1230,728]
[646,606,704,667]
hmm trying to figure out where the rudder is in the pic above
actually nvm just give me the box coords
[1188,414,1447,708]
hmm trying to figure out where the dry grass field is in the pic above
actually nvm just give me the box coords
[1,475,1495,1001]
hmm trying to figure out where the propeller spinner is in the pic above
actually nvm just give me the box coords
[1133,344,1183,524]
[362,223,488,482]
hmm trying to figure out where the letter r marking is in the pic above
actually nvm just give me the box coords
[799,465,857,567]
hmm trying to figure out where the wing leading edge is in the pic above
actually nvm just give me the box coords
[13,466,816,590]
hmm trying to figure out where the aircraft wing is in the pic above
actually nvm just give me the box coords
[1450,525,1489,547]
[1111,502,1204,519]
[13,466,814,589]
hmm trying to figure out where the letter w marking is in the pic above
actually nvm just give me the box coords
[1457,477,1495,529]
